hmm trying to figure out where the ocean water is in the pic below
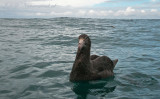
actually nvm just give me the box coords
[0,18,160,99]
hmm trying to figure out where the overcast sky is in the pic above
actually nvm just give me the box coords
[0,0,160,18]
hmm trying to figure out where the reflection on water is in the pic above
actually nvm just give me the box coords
[72,77,116,99]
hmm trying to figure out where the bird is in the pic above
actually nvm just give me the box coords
[70,34,118,81]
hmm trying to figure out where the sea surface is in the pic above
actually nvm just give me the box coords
[0,18,160,99]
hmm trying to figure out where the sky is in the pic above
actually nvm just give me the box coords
[0,0,160,18]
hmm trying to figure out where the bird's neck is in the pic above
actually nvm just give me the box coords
[72,48,91,73]
[76,48,90,63]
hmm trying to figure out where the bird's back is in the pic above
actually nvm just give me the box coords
[91,56,115,72]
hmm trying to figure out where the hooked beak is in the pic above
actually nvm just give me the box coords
[78,39,85,50]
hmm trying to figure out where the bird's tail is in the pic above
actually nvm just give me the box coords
[112,59,118,68]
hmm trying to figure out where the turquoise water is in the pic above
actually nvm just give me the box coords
[0,18,160,99]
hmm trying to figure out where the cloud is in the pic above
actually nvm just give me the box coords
[151,9,158,12]
[0,0,160,18]
[114,7,136,16]
[35,12,46,16]
[37,7,158,18]
[141,10,146,13]
[50,11,73,16]
[124,7,135,15]
[27,0,107,7]
[26,0,56,6]
[77,10,86,16]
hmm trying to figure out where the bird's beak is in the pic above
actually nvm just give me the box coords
[78,39,85,50]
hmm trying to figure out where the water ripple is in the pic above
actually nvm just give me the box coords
[37,70,68,78]
[0,18,160,99]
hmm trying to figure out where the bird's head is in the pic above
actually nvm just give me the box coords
[78,34,91,52]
